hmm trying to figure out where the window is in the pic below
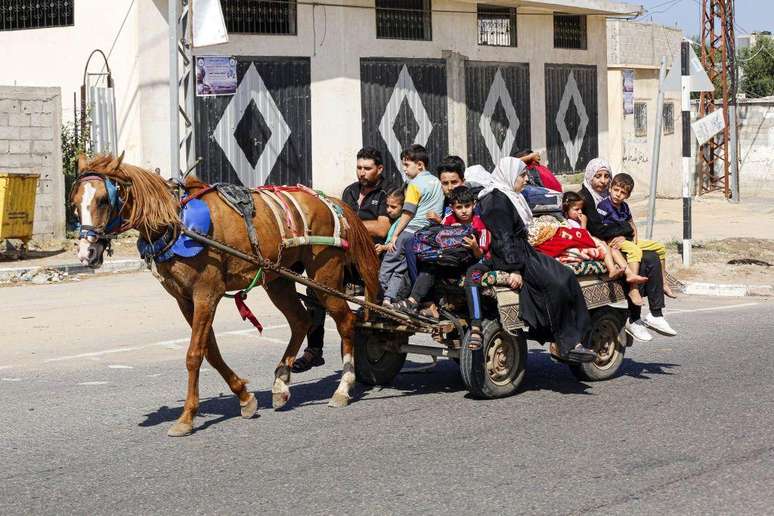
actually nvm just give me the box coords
[553,14,586,49]
[634,102,648,137]
[221,0,297,35]
[0,0,73,31]
[376,0,432,41]
[477,5,517,47]
[663,102,675,135]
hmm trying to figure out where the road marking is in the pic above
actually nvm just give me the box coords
[2,377,22,382]
[0,365,14,371]
[667,302,759,315]
[107,365,133,369]
[44,324,291,363]
[78,381,109,386]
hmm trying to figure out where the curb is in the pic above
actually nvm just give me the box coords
[682,281,774,297]
[0,258,146,284]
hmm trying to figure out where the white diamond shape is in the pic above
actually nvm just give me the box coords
[378,65,434,178]
[213,64,291,187]
[479,68,520,166]
[555,71,589,171]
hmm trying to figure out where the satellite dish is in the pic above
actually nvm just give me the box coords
[192,0,229,48]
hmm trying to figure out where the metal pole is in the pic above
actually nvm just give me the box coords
[729,105,740,203]
[646,56,667,240]
[168,0,180,179]
[681,41,692,267]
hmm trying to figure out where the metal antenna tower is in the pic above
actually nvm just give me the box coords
[698,0,735,197]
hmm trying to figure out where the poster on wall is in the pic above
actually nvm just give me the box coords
[623,69,635,115]
[195,56,237,96]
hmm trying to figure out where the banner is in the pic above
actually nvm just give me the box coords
[195,56,237,96]
[692,109,725,145]
[623,69,634,115]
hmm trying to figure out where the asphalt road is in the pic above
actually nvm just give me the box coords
[1,272,773,515]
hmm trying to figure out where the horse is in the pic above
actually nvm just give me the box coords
[69,153,380,437]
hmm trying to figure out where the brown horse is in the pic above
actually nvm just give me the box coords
[70,154,380,436]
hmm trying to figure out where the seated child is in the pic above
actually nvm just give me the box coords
[563,192,648,303]
[598,173,676,300]
[393,186,490,313]
[375,188,405,256]
[379,144,444,305]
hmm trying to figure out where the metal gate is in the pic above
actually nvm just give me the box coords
[195,57,311,187]
[360,58,448,188]
[465,61,531,171]
[545,64,598,174]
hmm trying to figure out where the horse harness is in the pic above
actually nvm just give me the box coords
[73,173,133,256]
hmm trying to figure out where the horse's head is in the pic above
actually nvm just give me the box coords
[70,152,126,268]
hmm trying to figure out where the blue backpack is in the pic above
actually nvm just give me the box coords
[411,224,477,268]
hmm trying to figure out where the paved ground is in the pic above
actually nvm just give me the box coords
[1,272,773,515]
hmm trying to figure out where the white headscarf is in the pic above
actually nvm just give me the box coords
[463,165,491,188]
[583,158,611,207]
[478,157,533,225]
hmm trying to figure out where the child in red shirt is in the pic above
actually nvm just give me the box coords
[394,186,490,313]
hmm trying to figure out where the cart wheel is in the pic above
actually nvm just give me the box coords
[354,328,407,386]
[569,307,630,382]
[460,319,527,399]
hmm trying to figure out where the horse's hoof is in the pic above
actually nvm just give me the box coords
[328,392,350,408]
[240,393,258,419]
[272,391,290,410]
[167,421,193,437]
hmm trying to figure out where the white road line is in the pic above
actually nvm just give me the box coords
[46,347,142,362]
[0,365,14,370]
[77,381,109,386]
[2,377,22,382]
[107,365,133,369]
[667,302,759,315]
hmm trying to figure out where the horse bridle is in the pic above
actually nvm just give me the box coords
[73,172,130,245]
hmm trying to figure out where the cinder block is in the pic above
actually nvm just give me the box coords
[0,141,8,153]
[30,113,53,127]
[21,100,44,114]
[0,99,20,113]
[40,100,55,114]
[0,126,20,140]
[32,140,53,153]
[0,154,28,167]
[19,126,50,140]
[8,140,30,154]
[9,113,31,127]
[0,113,7,126]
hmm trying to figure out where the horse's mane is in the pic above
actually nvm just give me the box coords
[84,154,180,236]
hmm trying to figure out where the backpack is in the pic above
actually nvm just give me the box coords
[411,224,478,268]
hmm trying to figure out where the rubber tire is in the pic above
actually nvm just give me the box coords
[460,319,527,399]
[569,307,630,382]
[354,328,408,386]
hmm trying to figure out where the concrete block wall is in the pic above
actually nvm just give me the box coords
[736,99,774,193]
[0,86,65,240]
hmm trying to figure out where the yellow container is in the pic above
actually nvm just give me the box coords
[0,173,40,243]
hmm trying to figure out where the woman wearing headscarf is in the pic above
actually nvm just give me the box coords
[464,157,596,363]
[579,158,673,342]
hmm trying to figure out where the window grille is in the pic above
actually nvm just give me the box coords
[662,102,675,135]
[634,102,648,137]
[0,0,73,31]
[221,0,297,35]
[376,0,432,41]
[553,14,586,50]
[477,5,516,47]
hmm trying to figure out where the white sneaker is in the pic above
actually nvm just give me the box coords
[625,319,653,342]
[643,313,677,336]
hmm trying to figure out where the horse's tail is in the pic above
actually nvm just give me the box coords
[337,201,380,304]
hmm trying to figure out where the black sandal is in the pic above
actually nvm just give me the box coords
[392,299,419,314]
[291,349,325,373]
[567,344,597,363]
[467,326,483,350]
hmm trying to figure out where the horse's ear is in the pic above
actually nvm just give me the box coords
[109,150,125,171]
[77,154,88,172]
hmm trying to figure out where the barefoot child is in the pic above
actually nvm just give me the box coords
[562,192,647,304]
[598,173,677,299]
[375,188,405,256]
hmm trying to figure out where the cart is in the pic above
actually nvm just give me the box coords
[0,173,39,258]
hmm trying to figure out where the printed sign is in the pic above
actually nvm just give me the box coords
[623,69,634,115]
[692,109,725,145]
[195,56,237,96]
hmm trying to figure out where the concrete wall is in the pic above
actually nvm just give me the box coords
[0,87,65,240]
[735,98,774,193]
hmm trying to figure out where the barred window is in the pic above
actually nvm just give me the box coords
[221,0,297,35]
[553,14,586,50]
[477,5,516,47]
[376,0,432,41]
[634,102,648,137]
[0,0,73,31]
[663,102,675,135]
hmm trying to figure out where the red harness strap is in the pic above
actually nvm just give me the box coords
[233,291,263,334]
[180,185,216,207]
[255,185,301,236]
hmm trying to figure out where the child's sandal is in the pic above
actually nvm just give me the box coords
[467,326,483,350]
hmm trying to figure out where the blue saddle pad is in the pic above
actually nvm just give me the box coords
[171,198,212,258]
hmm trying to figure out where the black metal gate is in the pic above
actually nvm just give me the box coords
[465,61,531,171]
[195,57,311,187]
[360,58,448,188]
[544,64,598,174]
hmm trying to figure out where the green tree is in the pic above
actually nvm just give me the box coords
[739,37,774,98]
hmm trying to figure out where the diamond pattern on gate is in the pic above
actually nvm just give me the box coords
[378,65,433,177]
[213,64,291,187]
[554,71,589,171]
[479,68,520,166]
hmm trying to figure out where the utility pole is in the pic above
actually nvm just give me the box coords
[169,0,196,179]
[698,0,736,198]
